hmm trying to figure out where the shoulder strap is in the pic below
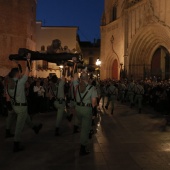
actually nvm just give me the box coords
[7,80,18,102]
[13,80,18,102]
[78,85,93,103]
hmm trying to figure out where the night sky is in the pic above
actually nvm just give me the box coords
[36,0,104,42]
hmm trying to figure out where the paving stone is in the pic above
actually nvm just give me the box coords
[0,101,170,170]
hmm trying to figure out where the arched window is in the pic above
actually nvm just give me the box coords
[112,6,117,21]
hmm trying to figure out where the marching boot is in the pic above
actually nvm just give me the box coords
[111,109,114,115]
[73,125,80,134]
[89,129,94,139]
[5,129,14,138]
[92,119,95,126]
[139,109,141,114]
[32,123,43,134]
[105,106,108,110]
[67,114,73,122]
[55,127,60,136]
[13,142,24,153]
[79,145,90,156]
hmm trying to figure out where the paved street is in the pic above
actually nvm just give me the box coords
[1,102,170,170]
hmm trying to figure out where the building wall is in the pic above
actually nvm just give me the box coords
[100,0,170,79]
[101,0,125,79]
[35,22,79,78]
[36,22,78,52]
[0,0,36,76]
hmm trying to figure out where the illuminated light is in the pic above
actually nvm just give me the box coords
[59,65,63,69]
[96,59,101,66]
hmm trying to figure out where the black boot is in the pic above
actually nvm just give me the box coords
[67,114,73,122]
[32,123,43,134]
[105,106,108,110]
[111,109,114,115]
[89,129,94,139]
[92,119,95,126]
[55,127,60,136]
[5,129,14,138]
[13,142,24,153]
[139,109,141,114]
[79,145,90,156]
[73,125,80,134]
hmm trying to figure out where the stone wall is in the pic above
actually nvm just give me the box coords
[101,0,170,79]
[0,0,36,76]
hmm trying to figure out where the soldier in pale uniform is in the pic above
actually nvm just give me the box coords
[7,56,42,152]
[119,81,126,103]
[52,75,66,136]
[127,80,136,107]
[134,81,144,113]
[74,73,97,155]
[69,78,80,134]
[106,82,118,115]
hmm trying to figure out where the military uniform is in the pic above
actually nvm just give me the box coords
[53,78,66,135]
[106,84,118,114]
[69,80,80,133]
[127,82,136,107]
[134,84,144,113]
[8,75,42,152]
[74,80,97,155]
[8,76,34,141]
[119,83,126,103]
[100,84,107,107]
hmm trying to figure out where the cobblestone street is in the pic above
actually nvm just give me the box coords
[1,102,170,170]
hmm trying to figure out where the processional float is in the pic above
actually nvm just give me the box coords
[9,39,95,76]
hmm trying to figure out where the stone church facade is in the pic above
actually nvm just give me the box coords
[100,0,170,80]
[0,0,36,76]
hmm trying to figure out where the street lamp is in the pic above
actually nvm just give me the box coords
[96,59,101,67]
[96,59,101,80]
[59,65,63,78]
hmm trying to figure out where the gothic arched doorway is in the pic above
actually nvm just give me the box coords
[112,59,118,79]
[151,47,170,79]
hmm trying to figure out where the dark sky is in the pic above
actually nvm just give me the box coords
[36,0,104,42]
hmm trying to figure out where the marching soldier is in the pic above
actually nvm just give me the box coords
[118,81,126,103]
[69,77,80,134]
[106,81,118,115]
[7,54,42,152]
[74,73,97,155]
[127,80,136,107]
[52,75,66,136]
[134,81,144,113]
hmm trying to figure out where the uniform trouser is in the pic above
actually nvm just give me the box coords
[12,106,34,142]
[134,95,143,109]
[106,96,110,107]
[54,101,65,128]
[6,110,16,130]
[127,92,134,104]
[68,101,79,126]
[107,95,116,111]
[120,91,125,102]
[76,106,92,146]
